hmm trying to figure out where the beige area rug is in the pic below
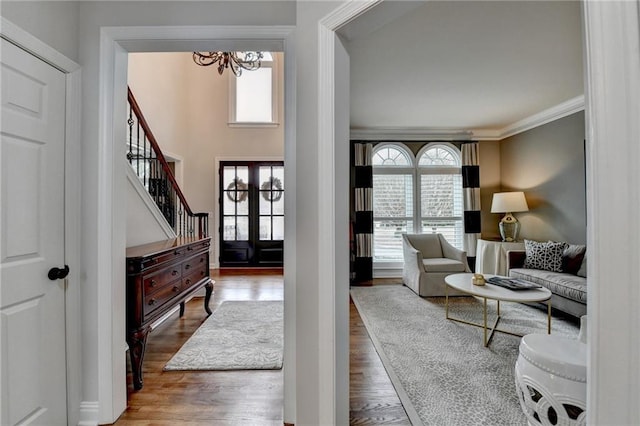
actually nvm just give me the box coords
[164,300,283,371]
[350,285,579,426]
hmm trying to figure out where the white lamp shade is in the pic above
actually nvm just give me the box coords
[491,192,529,213]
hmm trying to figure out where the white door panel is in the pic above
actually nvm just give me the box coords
[1,38,67,425]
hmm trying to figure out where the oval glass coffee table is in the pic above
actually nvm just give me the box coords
[444,273,552,347]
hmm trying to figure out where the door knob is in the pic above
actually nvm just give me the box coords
[48,265,70,281]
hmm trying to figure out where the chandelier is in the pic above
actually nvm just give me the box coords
[192,51,263,76]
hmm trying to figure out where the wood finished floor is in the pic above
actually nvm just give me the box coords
[114,270,409,425]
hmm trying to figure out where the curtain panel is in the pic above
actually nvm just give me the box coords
[462,142,481,271]
[351,143,373,283]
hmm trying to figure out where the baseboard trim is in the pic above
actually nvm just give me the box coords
[78,401,99,426]
[373,268,402,279]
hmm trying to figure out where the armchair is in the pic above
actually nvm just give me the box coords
[402,233,470,297]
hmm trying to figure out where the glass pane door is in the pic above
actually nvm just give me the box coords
[219,161,284,267]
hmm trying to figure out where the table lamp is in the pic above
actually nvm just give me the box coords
[491,191,529,242]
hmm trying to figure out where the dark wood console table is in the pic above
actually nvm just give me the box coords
[126,236,213,390]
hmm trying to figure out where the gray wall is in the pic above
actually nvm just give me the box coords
[499,111,586,244]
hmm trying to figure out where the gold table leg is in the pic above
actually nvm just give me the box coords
[445,285,450,319]
[444,287,548,347]
[547,300,552,334]
[483,298,487,346]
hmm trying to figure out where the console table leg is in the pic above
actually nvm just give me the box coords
[127,328,150,390]
[204,279,214,315]
[179,301,185,317]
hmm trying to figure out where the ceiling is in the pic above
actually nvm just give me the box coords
[339,1,584,139]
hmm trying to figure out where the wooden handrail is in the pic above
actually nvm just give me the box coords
[127,87,208,238]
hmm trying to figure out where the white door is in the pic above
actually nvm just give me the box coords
[1,38,67,425]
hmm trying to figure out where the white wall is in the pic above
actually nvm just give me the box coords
[126,170,175,247]
[294,2,348,423]
[75,2,295,423]
[582,2,640,423]
[0,1,79,62]
[333,31,351,425]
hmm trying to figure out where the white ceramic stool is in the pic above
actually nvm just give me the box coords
[515,333,587,426]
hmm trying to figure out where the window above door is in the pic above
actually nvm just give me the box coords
[228,52,280,127]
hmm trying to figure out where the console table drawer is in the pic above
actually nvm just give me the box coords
[149,249,186,268]
[182,254,207,274]
[183,265,208,288]
[143,267,182,293]
[144,279,182,318]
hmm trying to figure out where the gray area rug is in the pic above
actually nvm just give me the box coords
[164,300,283,371]
[350,285,579,426]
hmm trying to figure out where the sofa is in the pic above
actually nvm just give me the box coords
[506,240,587,318]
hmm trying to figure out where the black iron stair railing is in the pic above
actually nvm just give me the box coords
[127,87,208,239]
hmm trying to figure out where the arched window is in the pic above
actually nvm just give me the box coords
[371,144,414,263]
[417,143,463,249]
[371,142,463,266]
[372,145,412,166]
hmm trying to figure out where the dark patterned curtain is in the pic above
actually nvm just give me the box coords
[351,143,373,284]
[462,142,481,271]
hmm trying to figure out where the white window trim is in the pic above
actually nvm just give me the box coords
[228,53,279,127]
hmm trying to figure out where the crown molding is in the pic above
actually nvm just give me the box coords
[350,127,475,141]
[497,95,585,139]
[350,95,585,141]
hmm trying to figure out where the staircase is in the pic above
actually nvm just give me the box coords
[126,88,208,239]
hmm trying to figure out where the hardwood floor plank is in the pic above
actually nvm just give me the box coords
[114,270,409,425]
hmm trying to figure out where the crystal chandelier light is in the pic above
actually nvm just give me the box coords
[192,51,263,76]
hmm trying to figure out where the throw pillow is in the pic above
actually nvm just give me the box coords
[524,239,567,272]
[562,244,587,274]
[576,253,587,277]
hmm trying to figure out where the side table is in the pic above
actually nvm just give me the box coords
[475,239,525,275]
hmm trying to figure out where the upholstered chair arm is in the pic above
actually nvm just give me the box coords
[438,235,471,272]
[402,235,425,273]
[507,250,526,271]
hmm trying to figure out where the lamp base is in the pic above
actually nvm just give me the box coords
[499,213,520,242]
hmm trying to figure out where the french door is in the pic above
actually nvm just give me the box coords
[219,161,284,267]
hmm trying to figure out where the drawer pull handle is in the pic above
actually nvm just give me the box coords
[150,280,156,287]
[172,270,178,276]
[200,258,204,263]
[172,286,180,292]
[185,279,191,285]
[200,271,205,276]
[174,250,183,255]
[185,264,191,270]
[187,246,193,251]
[149,299,157,306]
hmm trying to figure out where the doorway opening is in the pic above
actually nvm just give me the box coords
[100,26,295,423]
